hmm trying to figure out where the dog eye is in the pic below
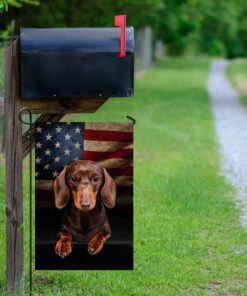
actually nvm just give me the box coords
[71,176,77,182]
[92,175,100,182]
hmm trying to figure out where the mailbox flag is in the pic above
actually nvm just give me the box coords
[115,15,126,57]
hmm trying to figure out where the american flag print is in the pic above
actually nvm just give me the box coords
[35,122,85,179]
[35,122,133,204]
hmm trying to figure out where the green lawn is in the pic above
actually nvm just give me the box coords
[0,58,247,295]
[228,58,247,106]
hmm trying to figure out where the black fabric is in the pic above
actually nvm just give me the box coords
[35,210,133,270]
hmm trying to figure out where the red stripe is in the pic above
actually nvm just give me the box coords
[107,166,133,177]
[84,129,133,142]
[83,149,133,161]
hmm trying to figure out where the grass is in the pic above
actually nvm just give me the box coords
[228,58,247,106]
[0,58,247,295]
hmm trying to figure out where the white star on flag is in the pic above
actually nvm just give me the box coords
[44,164,50,170]
[52,171,59,177]
[64,148,70,155]
[36,126,42,133]
[45,149,51,156]
[74,142,80,149]
[55,126,62,133]
[46,133,52,141]
[75,127,81,133]
[35,172,39,177]
[55,142,61,148]
[36,142,42,149]
[35,157,41,164]
[54,156,60,163]
[65,133,71,140]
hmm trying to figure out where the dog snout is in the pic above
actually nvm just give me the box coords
[78,186,91,209]
[80,200,91,208]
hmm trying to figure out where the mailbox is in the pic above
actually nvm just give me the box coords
[20,26,134,99]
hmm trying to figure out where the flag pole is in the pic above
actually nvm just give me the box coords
[19,108,34,295]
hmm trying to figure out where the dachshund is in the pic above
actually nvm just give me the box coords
[53,160,117,258]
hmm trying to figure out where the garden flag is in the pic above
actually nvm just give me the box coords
[35,122,133,270]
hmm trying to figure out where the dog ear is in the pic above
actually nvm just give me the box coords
[54,166,70,209]
[101,168,117,208]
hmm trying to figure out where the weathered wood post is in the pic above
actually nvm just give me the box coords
[4,39,23,293]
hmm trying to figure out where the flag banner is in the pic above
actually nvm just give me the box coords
[35,122,133,270]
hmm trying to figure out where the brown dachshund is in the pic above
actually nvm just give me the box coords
[53,160,117,258]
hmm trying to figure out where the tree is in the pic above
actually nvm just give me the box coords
[1,0,247,57]
[195,0,243,57]
[153,0,247,57]
[0,0,162,30]
[0,0,8,12]
[153,0,199,55]
[0,0,39,12]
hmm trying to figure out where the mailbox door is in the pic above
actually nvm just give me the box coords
[20,28,134,99]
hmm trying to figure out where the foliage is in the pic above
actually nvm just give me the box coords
[195,0,244,58]
[152,0,247,58]
[1,0,247,57]
[0,0,7,13]
[154,0,200,55]
[0,0,162,28]
[0,0,38,13]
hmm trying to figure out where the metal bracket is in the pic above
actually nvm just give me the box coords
[18,108,33,295]
[126,115,136,125]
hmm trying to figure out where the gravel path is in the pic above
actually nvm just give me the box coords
[208,60,247,227]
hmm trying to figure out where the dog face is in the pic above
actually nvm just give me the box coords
[66,161,103,211]
[54,160,116,211]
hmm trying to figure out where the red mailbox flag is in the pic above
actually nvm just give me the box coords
[115,15,126,58]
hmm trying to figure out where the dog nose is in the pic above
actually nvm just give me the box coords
[81,201,90,208]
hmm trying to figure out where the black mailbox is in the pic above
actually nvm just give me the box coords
[20,27,134,99]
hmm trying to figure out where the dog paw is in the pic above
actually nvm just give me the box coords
[55,240,73,258]
[88,238,104,255]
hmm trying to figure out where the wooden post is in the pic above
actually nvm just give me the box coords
[4,40,23,292]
